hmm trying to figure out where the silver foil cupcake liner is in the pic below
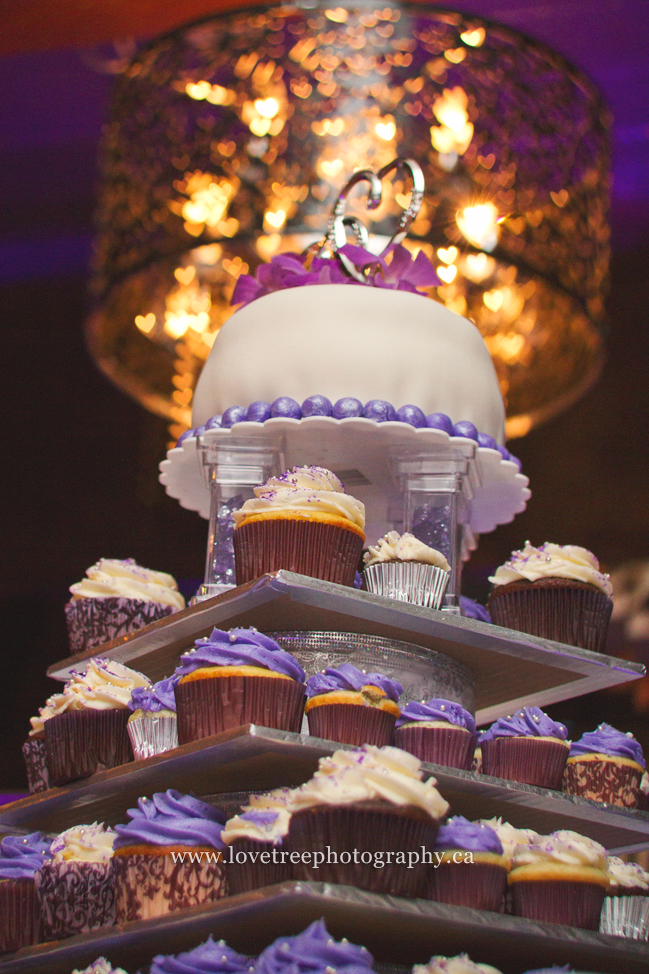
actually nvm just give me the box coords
[127,714,179,760]
[362,562,450,609]
[600,894,649,940]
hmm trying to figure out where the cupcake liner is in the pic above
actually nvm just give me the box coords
[286,800,440,898]
[35,860,116,940]
[22,736,50,794]
[481,737,569,790]
[233,517,364,587]
[113,850,226,922]
[225,839,290,895]
[175,674,305,744]
[472,747,482,774]
[65,597,176,655]
[395,725,475,770]
[362,562,450,609]
[127,713,178,760]
[0,877,40,953]
[563,757,643,808]
[488,579,612,652]
[600,893,649,940]
[510,879,605,929]
[44,709,133,786]
[306,703,396,747]
[426,860,507,912]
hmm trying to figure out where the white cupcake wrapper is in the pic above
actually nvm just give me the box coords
[600,894,649,940]
[363,562,450,609]
[127,713,178,760]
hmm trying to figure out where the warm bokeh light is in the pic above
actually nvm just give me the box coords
[456,203,500,252]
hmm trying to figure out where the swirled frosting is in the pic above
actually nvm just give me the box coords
[30,658,152,733]
[128,676,178,713]
[489,542,613,597]
[255,919,373,974]
[396,698,476,733]
[414,957,503,974]
[176,627,305,681]
[511,830,608,871]
[243,788,296,812]
[72,961,129,974]
[477,819,539,858]
[364,531,450,570]
[222,808,291,845]
[114,790,226,850]
[478,707,568,743]
[317,744,424,780]
[306,663,402,702]
[150,937,253,974]
[434,817,503,855]
[569,723,645,768]
[232,466,365,531]
[70,558,185,609]
[49,822,116,863]
[0,832,51,879]
[606,856,649,891]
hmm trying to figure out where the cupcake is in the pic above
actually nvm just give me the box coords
[477,817,539,864]
[563,723,645,808]
[174,627,305,744]
[255,919,373,974]
[150,936,253,974]
[508,829,610,929]
[37,658,151,786]
[112,789,227,922]
[35,822,116,939]
[305,663,402,746]
[222,807,293,893]
[395,698,476,769]
[232,466,366,587]
[599,855,649,940]
[478,707,570,790]
[413,957,503,974]
[65,558,185,654]
[426,816,508,912]
[21,732,50,794]
[363,531,450,608]
[127,676,179,760]
[72,961,129,974]
[287,744,449,897]
[0,832,50,953]
[487,543,613,652]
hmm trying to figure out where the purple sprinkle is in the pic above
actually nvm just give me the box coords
[396,404,426,428]
[246,401,272,423]
[363,399,397,423]
[425,412,454,435]
[222,405,248,428]
[333,397,364,419]
[301,395,333,417]
[271,396,301,419]
[453,420,479,442]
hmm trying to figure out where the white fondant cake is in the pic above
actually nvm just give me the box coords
[192,285,506,443]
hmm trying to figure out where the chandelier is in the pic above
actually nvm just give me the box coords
[87,3,610,441]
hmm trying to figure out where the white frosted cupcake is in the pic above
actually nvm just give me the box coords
[223,806,293,893]
[363,531,450,608]
[413,955,503,973]
[72,961,129,974]
[600,856,649,940]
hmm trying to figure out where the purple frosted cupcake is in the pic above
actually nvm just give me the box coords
[127,676,179,760]
[65,558,185,654]
[113,789,227,922]
[305,663,402,747]
[479,707,570,790]
[222,807,293,894]
[0,832,50,953]
[426,816,508,912]
[150,936,254,974]
[174,628,306,744]
[395,698,477,769]
[255,919,373,974]
[564,723,645,808]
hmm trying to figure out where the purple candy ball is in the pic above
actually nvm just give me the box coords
[175,429,193,447]
[508,453,522,471]
[364,399,397,423]
[425,412,454,435]
[205,414,223,430]
[453,420,479,441]
[221,406,248,428]
[271,396,301,419]
[396,404,427,428]
[301,395,333,417]
[333,397,364,419]
[496,444,510,460]
[477,432,498,450]
[193,424,207,437]
[247,401,272,423]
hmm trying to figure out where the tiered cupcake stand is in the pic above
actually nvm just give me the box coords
[1,574,648,974]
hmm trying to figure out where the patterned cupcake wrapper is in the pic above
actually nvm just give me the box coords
[0,878,40,953]
[510,879,605,929]
[563,758,643,808]
[362,562,450,609]
[22,737,50,794]
[426,860,508,912]
[44,709,133,786]
[175,674,305,745]
[225,839,290,895]
[127,713,179,760]
[488,582,612,652]
[113,851,226,923]
[35,860,116,940]
[600,893,649,940]
[394,725,475,770]
[65,596,175,655]
[234,517,364,587]
[306,703,396,748]
[480,737,569,791]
